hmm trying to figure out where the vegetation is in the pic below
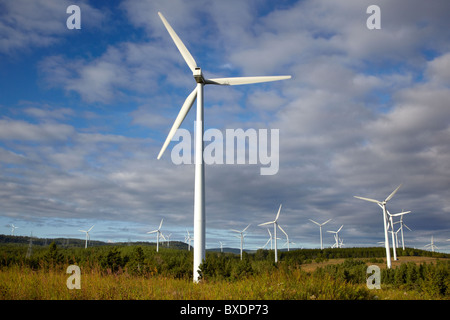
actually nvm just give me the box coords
[0,238,448,300]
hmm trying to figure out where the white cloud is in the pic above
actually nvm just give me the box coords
[0,0,105,54]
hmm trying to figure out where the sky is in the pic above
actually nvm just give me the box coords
[1,0,450,252]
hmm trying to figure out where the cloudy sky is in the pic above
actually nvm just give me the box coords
[1,0,449,252]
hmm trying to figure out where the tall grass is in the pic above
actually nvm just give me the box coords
[0,264,377,300]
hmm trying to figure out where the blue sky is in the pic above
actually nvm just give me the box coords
[1,0,450,252]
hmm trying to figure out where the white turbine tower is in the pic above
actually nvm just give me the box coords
[258,204,283,263]
[10,224,19,236]
[392,211,412,250]
[327,225,343,248]
[354,184,402,269]
[424,236,438,252]
[386,209,411,259]
[231,224,251,260]
[78,225,94,249]
[147,219,165,252]
[219,241,224,253]
[309,219,332,250]
[156,12,291,282]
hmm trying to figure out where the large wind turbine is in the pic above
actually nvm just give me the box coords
[78,225,94,249]
[258,204,283,263]
[231,224,251,260]
[156,12,291,282]
[309,219,331,250]
[327,225,343,248]
[147,219,165,252]
[354,184,402,269]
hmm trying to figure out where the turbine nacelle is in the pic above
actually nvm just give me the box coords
[193,67,205,83]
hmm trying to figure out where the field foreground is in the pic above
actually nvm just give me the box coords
[0,242,448,300]
[0,256,448,300]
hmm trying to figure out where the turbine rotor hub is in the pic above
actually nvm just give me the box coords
[193,67,205,83]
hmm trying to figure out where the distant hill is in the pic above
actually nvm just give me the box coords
[0,234,191,251]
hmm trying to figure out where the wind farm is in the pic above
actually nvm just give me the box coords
[1,2,450,303]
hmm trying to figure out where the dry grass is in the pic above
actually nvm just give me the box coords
[300,256,445,272]
[0,265,376,300]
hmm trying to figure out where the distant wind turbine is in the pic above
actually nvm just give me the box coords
[327,225,343,248]
[392,211,412,250]
[78,225,94,249]
[309,219,332,250]
[147,219,165,252]
[156,12,291,282]
[277,224,292,251]
[386,209,411,257]
[231,224,251,260]
[219,241,224,253]
[258,204,283,263]
[424,236,438,252]
[354,184,402,269]
[10,224,19,236]
[185,230,193,251]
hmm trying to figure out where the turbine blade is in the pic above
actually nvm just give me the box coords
[78,230,86,233]
[157,87,197,159]
[390,211,411,217]
[205,75,291,86]
[385,184,402,202]
[337,225,343,233]
[88,225,95,232]
[258,221,274,226]
[158,12,197,72]
[404,224,412,231]
[354,196,381,204]
[147,230,158,234]
[322,219,332,226]
[230,229,241,233]
[275,204,282,222]
[308,219,320,226]
[243,224,251,232]
[278,224,288,237]
[159,219,164,230]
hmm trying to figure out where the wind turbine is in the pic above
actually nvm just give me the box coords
[219,241,224,253]
[10,224,19,236]
[309,219,332,250]
[156,12,291,282]
[354,184,402,269]
[147,219,165,252]
[78,225,94,249]
[385,208,411,260]
[185,230,193,251]
[327,225,343,248]
[231,224,251,260]
[262,228,273,249]
[424,236,438,252]
[393,211,412,250]
[258,204,283,263]
[277,224,292,251]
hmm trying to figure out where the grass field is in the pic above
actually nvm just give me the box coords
[0,256,448,300]
[0,240,448,300]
